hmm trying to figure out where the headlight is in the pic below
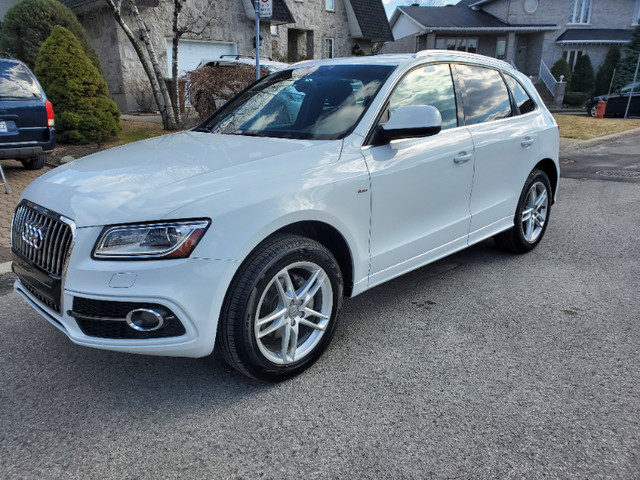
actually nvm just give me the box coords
[93,219,210,259]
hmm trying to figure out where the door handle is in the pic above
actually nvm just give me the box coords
[454,152,472,165]
[521,137,535,148]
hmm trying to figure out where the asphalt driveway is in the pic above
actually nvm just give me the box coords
[1,137,639,478]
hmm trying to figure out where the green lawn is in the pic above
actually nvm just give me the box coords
[105,119,167,147]
[553,114,640,140]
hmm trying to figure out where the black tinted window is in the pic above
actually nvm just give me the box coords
[504,75,536,114]
[388,64,458,130]
[457,65,511,125]
[0,61,41,100]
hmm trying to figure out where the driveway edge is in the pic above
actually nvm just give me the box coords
[561,127,640,153]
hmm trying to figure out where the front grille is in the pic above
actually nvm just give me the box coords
[12,203,73,276]
[22,281,59,312]
[70,297,187,339]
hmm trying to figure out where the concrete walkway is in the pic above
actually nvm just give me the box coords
[2,127,640,269]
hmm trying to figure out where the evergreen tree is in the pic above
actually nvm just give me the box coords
[35,26,120,144]
[595,46,621,95]
[0,0,101,72]
[570,55,595,94]
[551,58,572,86]
[614,24,640,90]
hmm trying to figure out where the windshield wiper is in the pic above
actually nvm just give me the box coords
[191,126,211,133]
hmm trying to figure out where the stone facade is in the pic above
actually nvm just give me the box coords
[68,0,389,112]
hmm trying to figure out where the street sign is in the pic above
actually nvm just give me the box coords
[259,0,272,18]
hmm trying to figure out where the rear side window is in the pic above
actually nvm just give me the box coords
[504,75,536,115]
[0,62,42,100]
[387,63,458,130]
[456,64,511,125]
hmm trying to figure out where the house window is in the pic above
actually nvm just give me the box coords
[569,0,591,24]
[325,38,334,58]
[270,25,279,35]
[496,38,507,60]
[435,37,477,53]
[326,0,335,11]
[562,50,584,70]
[634,0,640,25]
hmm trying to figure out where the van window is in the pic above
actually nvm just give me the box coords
[0,62,42,100]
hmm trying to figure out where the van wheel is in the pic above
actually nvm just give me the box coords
[21,154,47,170]
[495,169,552,253]
[217,234,343,381]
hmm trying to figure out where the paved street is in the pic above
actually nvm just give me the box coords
[1,138,639,478]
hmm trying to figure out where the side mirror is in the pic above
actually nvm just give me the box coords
[379,105,442,142]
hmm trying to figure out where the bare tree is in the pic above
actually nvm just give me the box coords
[170,0,216,126]
[103,0,178,130]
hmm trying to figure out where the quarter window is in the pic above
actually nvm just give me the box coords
[504,75,536,115]
[456,64,512,125]
[387,63,458,130]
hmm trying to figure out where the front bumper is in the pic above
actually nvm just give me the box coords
[13,226,240,358]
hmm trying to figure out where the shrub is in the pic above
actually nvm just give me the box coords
[615,23,640,90]
[35,26,120,144]
[563,91,589,107]
[0,0,101,72]
[570,55,595,95]
[596,46,620,95]
[185,64,269,121]
[551,58,572,86]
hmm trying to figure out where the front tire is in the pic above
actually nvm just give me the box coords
[495,169,552,253]
[217,234,343,381]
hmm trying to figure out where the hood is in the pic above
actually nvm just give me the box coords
[22,131,339,227]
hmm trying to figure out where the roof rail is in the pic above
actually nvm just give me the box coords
[415,49,515,71]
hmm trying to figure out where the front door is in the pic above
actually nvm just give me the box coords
[363,63,474,287]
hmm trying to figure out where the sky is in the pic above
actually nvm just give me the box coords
[382,0,461,18]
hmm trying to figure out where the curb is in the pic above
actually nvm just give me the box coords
[561,127,640,153]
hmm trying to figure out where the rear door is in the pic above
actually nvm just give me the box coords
[0,61,47,144]
[454,64,541,245]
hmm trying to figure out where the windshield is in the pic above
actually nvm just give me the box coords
[202,64,395,140]
[620,81,640,94]
[0,61,42,100]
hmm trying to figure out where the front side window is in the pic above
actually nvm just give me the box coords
[504,75,537,115]
[456,64,512,125]
[203,64,395,140]
[387,63,458,130]
[569,0,592,24]
[0,62,42,100]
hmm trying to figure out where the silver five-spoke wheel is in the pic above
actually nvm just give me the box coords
[218,234,343,381]
[520,180,548,243]
[255,262,333,365]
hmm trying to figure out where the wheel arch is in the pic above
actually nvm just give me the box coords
[534,158,559,202]
[270,221,355,297]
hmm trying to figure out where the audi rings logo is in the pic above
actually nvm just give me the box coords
[22,221,46,250]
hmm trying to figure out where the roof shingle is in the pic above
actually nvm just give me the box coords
[347,0,393,42]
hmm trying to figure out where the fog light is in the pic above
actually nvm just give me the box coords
[125,308,165,332]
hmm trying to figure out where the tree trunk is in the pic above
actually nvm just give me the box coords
[130,2,178,130]
[171,0,183,126]
[103,0,177,130]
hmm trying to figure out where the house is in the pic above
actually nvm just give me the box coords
[383,0,637,79]
[60,0,392,112]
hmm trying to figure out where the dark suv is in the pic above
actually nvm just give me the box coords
[0,56,55,169]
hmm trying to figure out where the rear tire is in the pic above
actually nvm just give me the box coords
[588,103,598,117]
[217,234,343,381]
[21,154,47,170]
[495,169,552,253]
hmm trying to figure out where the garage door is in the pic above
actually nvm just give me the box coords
[166,39,238,75]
